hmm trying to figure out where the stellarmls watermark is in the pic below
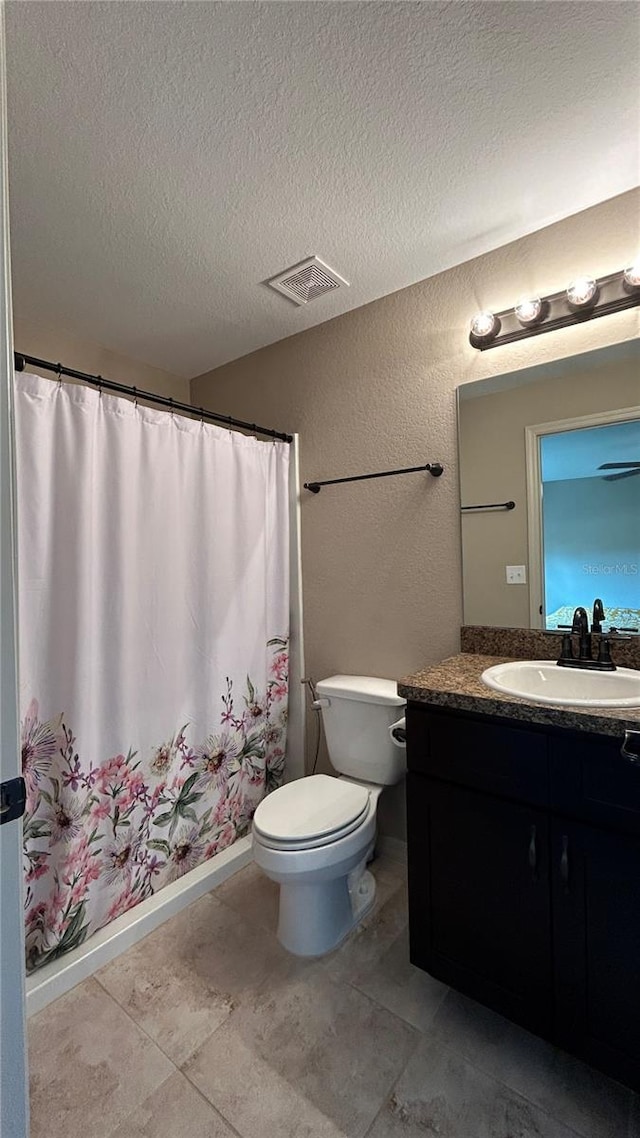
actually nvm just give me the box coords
[582,563,639,576]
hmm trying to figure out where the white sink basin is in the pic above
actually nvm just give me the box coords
[481,660,640,708]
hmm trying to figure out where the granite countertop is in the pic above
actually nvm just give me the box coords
[398,653,640,737]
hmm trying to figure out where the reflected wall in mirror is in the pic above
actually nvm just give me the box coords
[458,339,640,632]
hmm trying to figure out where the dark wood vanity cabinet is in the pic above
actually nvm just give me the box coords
[406,703,640,1091]
[408,776,553,1035]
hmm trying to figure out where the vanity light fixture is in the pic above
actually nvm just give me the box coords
[469,262,640,350]
[469,311,500,347]
[623,262,640,292]
[566,276,598,309]
[514,297,543,326]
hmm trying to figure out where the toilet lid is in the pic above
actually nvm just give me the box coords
[253,774,370,845]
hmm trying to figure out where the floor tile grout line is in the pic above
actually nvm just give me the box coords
[173,888,416,1136]
[93,933,315,1138]
[219,867,638,1135]
[306,959,425,1042]
[178,1028,359,1138]
[361,1028,423,1138]
[91,974,246,1138]
[426,1033,615,1138]
[93,960,622,1138]
[347,921,633,1138]
[92,968,246,1070]
[91,973,205,1076]
[92,972,189,1066]
[346,973,449,1037]
[90,885,292,1057]
[178,1067,247,1138]
[159,902,419,1138]
[361,1029,597,1138]
[30,860,635,1138]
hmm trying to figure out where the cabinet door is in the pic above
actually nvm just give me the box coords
[407,774,552,1036]
[552,821,640,1091]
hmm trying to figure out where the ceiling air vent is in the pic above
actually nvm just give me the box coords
[267,256,350,306]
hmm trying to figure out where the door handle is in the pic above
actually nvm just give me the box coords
[560,834,570,893]
[528,825,537,879]
[621,730,640,764]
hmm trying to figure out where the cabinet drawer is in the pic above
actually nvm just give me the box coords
[551,732,640,835]
[406,705,549,806]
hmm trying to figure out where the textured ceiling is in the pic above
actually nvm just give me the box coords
[5,1,640,378]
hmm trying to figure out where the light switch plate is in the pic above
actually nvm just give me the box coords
[506,564,527,584]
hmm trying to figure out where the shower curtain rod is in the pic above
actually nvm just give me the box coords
[13,352,293,443]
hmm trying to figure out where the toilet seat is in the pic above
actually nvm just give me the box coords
[253,774,370,851]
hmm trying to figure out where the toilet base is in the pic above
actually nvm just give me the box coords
[277,860,376,957]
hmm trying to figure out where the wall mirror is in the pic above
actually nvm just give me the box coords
[457,338,640,633]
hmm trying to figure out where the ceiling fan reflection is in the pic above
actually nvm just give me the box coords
[598,462,640,481]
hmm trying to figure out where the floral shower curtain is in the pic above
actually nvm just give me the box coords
[14,372,290,972]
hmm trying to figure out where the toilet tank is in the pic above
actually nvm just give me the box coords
[314,675,406,785]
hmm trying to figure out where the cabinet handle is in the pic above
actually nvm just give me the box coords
[528,825,537,879]
[621,730,640,764]
[560,834,570,893]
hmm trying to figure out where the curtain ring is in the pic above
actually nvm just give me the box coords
[132,385,138,408]
[169,397,174,418]
[55,363,62,389]
[96,374,103,398]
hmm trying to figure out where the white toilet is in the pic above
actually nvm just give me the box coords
[252,675,406,956]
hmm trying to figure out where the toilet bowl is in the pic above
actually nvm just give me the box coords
[253,773,381,955]
[252,675,406,956]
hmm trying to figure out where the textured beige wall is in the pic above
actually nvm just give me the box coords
[13,316,188,401]
[460,350,640,627]
[192,188,639,839]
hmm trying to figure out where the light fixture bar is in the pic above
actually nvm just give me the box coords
[469,267,640,351]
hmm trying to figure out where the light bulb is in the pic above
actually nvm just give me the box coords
[623,263,640,291]
[470,311,499,341]
[566,276,598,308]
[515,297,542,326]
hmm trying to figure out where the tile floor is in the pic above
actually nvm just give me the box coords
[28,854,639,1138]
